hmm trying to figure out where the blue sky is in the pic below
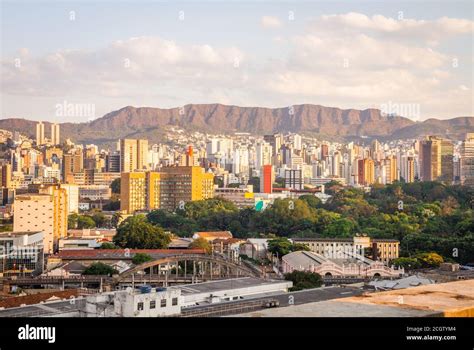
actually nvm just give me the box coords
[1,0,473,122]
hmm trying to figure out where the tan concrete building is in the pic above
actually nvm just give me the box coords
[420,136,453,183]
[120,139,149,172]
[51,123,60,145]
[292,236,399,265]
[35,121,45,146]
[63,149,84,183]
[13,187,68,254]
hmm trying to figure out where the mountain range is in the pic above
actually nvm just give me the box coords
[0,104,473,145]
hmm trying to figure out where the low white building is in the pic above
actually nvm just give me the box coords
[58,237,101,250]
[84,287,181,317]
[178,277,292,308]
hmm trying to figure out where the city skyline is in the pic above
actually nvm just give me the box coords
[1,0,473,122]
[0,0,473,335]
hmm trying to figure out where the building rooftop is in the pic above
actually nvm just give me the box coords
[292,237,399,243]
[0,231,43,238]
[174,277,288,295]
[0,289,80,309]
[238,280,474,317]
[292,237,353,242]
[14,193,51,200]
[53,249,206,260]
[368,275,435,290]
[283,250,374,268]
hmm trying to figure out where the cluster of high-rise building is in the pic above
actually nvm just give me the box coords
[0,120,473,253]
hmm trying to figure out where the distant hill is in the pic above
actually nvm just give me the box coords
[0,104,472,145]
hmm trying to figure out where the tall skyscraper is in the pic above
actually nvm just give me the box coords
[461,133,474,187]
[292,134,302,151]
[357,158,375,186]
[36,122,45,146]
[0,163,12,188]
[320,144,329,160]
[385,155,398,184]
[420,137,441,181]
[120,139,138,172]
[440,139,454,184]
[285,169,303,190]
[63,149,84,183]
[120,139,149,172]
[51,123,60,145]
[256,142,272,169]
[137,139,149,170]
[420,136,453,183]
[106,152,121,172]
[263,133,283,156]
[400,155,415,183]
[260,164,274,194]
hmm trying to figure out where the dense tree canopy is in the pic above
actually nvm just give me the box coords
[132,253,153,265]
[267,238,310,257]
[189,237,212,254]
[284,270,323,291]
[83,262,118,276]
[143,184,473,264]
[114,215,171,249]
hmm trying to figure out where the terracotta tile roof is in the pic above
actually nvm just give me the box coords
[0,290,80,309]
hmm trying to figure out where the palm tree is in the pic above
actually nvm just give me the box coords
[111,212,123,228]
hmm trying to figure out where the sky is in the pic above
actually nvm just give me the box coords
[0,0,473,123]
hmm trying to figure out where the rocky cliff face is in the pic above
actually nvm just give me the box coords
[1,104,472,144]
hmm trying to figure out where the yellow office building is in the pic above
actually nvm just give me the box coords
[121,166,214,213]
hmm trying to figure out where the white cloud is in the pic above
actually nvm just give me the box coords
[261,15,282,28]
[315,13,474,44]
[1,13,472,120]
[1,37,245,98]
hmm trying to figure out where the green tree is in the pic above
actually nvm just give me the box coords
[182,198,238,220]
[132,253,153,265]
[268,238,293,257]
[113,215,171,249]
[91,212,107,228]
[77,215,96,229]
[103,199,120,211]
[83,262,118,276]
[284,270,323,291]
[299,194,322,209]
[147,210,198,237]
[415,252,444,268]
[68,213,79,229]
[268,238,309,257]
[110,178,121,194]
[322,218,356,237]
[99,242,118,249]
[110,212,123,228]
[189,237,212,254]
